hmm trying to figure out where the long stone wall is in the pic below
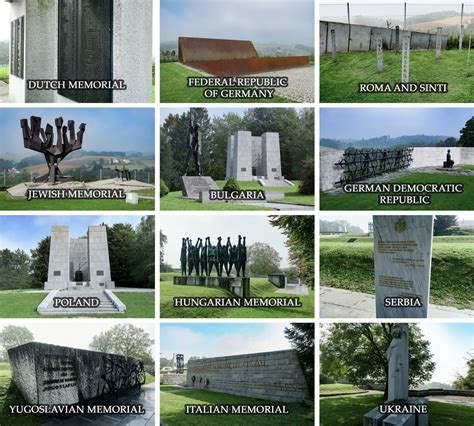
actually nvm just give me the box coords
[320,147,474,191]
[186,349,310,403]
[320,21,448,54]
[8,342,144,405]
[162,373,187,386]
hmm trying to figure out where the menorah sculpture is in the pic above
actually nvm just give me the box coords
[20,116,86,184]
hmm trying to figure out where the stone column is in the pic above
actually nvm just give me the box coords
[435,27,442,60]
[45,226,70,290]
[401,36,411,83]
[226,134,235,179]
[234,131,253,181]
[262,132,282,179]
[88,226,114,288]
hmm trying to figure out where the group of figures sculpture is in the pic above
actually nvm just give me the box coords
[180,235,247,277]
[335,147,414,186]
[114,166,132,181]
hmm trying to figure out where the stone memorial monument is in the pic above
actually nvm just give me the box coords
[376,36,384,73]
[37,225,126,314]
[173,235,250,298]
[186,349,310,403]
[435,27,442,60]
[364,324,429,426]
[8,342,145,405]
[374,216,433,318]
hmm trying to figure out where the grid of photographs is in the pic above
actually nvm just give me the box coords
[0,1,472,425]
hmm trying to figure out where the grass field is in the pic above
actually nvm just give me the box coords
[0,291,155,318]
[320,384,367,396]
[320,235,474,310]
[160,62,291,103]
[160,180,314,210]
[161,387,313,425]
[160,273,314,318]
[0,66,8,84]
[320,393,474,426]
[320,50,474,103]
[0,191,154,210]
[320,173,474,210]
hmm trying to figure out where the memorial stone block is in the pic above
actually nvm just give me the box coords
[374,216,433,318]
[181,176,219,199]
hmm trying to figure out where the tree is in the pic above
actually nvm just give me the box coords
[459,117,474,147]
[269,216,314,288]
[0,325,34,361]
[0,249,32,290]
[247,242,282,276]
[453,353,474,390]
[106,223,136,287]
[30,236,50,288]
[298,157,314,195]
[434,215,458,236]
[320,323,435,400]
[89,324,154,364]
[285,323,314,397]
[130,216,155,288]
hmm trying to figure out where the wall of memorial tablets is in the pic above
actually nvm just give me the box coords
[162,374,187,386]
[186,349,310,403]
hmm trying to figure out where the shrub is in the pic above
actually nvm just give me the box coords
[223,177,240,191]
[160,179,169,197]
[298,157,314,195]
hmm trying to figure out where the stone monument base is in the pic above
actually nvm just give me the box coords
[181,176,219,199]
[363,397,428,426]
[173,275,250,298]
[162,373,187,386]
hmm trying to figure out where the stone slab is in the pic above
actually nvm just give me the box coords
[181,176,219,199]
[186,349,309,403]
[363,406,389,426]
[374,216,433,318]
[383,413,415,425]
[173,275,250,298]
[8,342,144,405]
[162,374,186,386]
[268,274,287,288]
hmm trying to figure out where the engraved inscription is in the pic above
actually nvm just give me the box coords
[41,354,78,392]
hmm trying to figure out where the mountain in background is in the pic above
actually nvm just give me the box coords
[320,134,454,150]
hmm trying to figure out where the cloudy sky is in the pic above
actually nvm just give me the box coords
[0,215,145,253]
[161,215,289,268]
[161,322,293,359]
[0,319,155,357]
[161,0,314,46]
[0,108,154,155]
[320,213,473,233]
[320,108,473,140]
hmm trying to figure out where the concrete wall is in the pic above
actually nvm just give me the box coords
[320,21,448,54]
[69,238,89,282]
[8,0,26,103]
[186,349,310,403]
[162,373,186,386]
[46,226,70,289]
[8,342,144,405]
[268,274,286,288]
[262,133,282,179]
[88,226,114,288]
[320,147,474,191]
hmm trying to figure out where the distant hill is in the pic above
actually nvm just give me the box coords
[320,135,454,150]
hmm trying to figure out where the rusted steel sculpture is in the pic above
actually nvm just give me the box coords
[21,116,85,184]
[178,36,309,76]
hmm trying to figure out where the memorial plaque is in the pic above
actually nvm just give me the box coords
[10,16,24,78]
[58,0,112,103]
[181,176,219,199]
[374,216,433,318]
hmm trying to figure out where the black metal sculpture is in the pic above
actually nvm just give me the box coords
[180,236,247,278]
[176,354,185,374]
[115,166,132,181]
[184,109,202,176]
[334,147,414,186]
[443,149,455,168]
[21,116,86,184]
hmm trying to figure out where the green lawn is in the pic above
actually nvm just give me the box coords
[458,164,474,171]
[160,180,314,210]
[320,235,474,310]
[320,50,473,103]
[160,62,291,103]
[160,273,314,318]
[320,173,474,210]
[0,291,155,318]
[161,387,313,425]
[0,66,8,84]
[320,394,474,426]
[0,191,154,210]
[320,384,367,396]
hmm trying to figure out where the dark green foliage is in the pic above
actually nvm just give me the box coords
[222,177,240,191]
[247,242,281,276]
[0,249,32,290]
[434,215,458,236]
[0,325,34,361]
[160,178,169,197]
[459,117,474,147]
[285,323,314,398]
[298,157,314,195]
[453,355,474,390]
[29,236,50,288]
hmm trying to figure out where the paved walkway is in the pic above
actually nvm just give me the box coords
[276,283,309,295]
[243,201,313,210]
[44,383,155,425]
[0,81,8,102]
[425,395,474,407]
[320,286,474,318]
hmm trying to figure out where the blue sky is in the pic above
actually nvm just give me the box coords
[0,108,155,155]
[161,0,314,46]
[161,323,293,359]
[0,215,144,253]
[320,108,473,140]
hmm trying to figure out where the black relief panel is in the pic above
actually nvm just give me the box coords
[58,0,112,103]
[10,16,24,79]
